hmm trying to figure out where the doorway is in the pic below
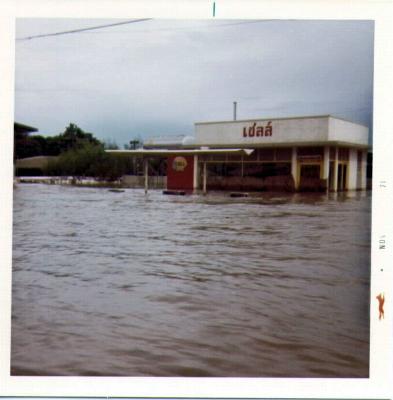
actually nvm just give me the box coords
[299,164,321,191]
[328,161,335,191]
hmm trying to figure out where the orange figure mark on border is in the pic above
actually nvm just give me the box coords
[376,293,385,320]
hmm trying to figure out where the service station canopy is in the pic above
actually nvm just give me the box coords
[105,148,254,156]
[105,148,254,194]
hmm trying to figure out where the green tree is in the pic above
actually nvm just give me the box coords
[129,137,143,149]
[61,123,100,151]
[46,142,134,181]
[14,122,102,159]
[14,137,43,159]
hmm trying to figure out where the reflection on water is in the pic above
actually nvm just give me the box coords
[11,185,370,377]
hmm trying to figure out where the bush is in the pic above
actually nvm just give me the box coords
[45,143,130,181]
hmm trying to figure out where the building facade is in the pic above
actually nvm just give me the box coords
[111,115,370,193]
[156,115,369,192]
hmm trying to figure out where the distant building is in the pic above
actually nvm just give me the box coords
[14,122,38,161]
[14,122,38,136]
[15,155,58,176]
[13,122,51,176]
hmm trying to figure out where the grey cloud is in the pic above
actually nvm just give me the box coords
[15,19,374,146]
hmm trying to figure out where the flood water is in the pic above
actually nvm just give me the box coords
[11,184,371,377]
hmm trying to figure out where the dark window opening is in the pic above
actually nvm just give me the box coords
[244,162,291,178]
[298,146,323,157]
[300,164,320,179]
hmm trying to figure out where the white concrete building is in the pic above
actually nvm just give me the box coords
[190,115,369,192]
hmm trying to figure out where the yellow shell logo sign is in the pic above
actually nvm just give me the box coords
[172,156,188,172]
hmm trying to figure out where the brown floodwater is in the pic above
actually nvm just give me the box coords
[11,184,371,377]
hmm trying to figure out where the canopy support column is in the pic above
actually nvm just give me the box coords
[203,161,207,195]
[323,146,330,192]
[193,155,199,191]
[333,147,338,192]
[144,158,148,194]
[291,147,299,190]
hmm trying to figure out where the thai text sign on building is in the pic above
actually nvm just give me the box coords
[243,121,272,138]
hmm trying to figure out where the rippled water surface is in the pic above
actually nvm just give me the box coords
[11,184,371,377]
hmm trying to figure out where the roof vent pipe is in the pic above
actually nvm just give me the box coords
[233,101,237,121]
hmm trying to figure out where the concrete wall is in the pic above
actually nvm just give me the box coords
[15,155,58,171]
[121,175,166,188]
[328,117,369,146]
[195,116,330,147]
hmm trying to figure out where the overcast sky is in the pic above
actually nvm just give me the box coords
[15,19,374,147]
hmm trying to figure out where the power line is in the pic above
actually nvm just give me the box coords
[79,19,275,35]
[16,19,274,41]
[16,18,152,41]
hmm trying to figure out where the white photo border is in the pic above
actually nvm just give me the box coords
[0,0,392,398]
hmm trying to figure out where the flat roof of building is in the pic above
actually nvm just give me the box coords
[14,122,38,133]
[194,114,368,128]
